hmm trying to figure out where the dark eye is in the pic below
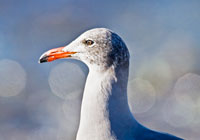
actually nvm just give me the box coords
[85,40,94,46]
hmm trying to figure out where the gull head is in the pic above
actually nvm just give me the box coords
[39,28,129,70]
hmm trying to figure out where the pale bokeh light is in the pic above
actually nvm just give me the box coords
[136,58,173,96]
[191,98,200,133]
[162,73,200,128]
[173,73,200,130]
[128,78,156,114]
[0,59,26,97]
[163,95,196,128]
[48,62,85,100]
[174,73,200,104]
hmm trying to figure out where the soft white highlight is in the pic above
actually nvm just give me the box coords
[0,59,26,97]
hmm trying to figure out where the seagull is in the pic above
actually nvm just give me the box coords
[39,28,183,140]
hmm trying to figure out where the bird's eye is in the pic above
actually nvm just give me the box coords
[84,40,94,46]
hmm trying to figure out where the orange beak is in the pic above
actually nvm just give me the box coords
[39,47,77,63]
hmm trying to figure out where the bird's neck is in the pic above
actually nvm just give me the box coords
[76,62,139,140]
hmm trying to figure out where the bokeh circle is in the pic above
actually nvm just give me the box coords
[0,59,26,97]
[128,78,156,114]
[48,62,85,100]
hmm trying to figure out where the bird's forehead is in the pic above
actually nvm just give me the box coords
[80,28,110,40]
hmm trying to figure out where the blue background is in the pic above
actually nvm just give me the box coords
[0,0,200,139]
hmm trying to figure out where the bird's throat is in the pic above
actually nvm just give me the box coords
[76,64,137,140]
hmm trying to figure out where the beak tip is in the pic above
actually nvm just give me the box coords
[39,54,48,63]
[39,46,73,64]
[38,60,40,64]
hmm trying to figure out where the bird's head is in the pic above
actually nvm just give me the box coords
[39,28,129,70]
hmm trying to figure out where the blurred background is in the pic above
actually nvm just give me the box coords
[0,0,200,139]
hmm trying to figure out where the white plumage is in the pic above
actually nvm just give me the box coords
[39,28,183,140]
